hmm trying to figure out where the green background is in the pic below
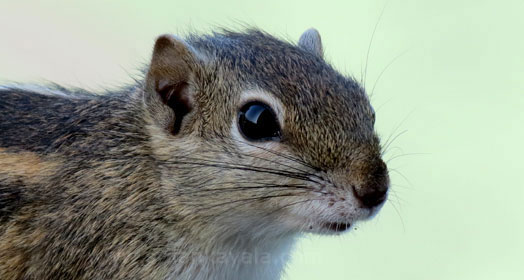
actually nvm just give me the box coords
[1,0,523,279]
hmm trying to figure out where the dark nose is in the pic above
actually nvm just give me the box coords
[353,160,389,208]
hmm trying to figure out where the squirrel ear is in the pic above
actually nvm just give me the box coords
[298,28,323,58]
[145,34,200,134]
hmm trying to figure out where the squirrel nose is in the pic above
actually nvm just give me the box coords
[352,160,389,208]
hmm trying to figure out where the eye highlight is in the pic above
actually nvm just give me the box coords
[238,101,281,141]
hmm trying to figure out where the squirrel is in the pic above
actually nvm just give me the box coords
[0,28,389,280]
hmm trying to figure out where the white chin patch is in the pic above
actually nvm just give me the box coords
[280,190,372,235]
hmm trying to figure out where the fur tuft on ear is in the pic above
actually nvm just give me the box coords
[298,28,323,58]
[144,34,201,134]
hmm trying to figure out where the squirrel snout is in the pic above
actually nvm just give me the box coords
[351,160,389,208]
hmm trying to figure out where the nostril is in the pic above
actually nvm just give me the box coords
[352,185,388,208]
[359,189,387,208]
[349,158,389,208]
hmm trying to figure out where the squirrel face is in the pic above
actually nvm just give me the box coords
[142,29,388,239]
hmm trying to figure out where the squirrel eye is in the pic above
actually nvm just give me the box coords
[238,101,281,141]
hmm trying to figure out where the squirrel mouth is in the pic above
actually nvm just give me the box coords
[323,222,351,232]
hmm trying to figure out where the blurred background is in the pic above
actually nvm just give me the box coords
[1,0,523,279]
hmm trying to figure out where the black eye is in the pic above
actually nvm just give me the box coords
[238,101,281,141]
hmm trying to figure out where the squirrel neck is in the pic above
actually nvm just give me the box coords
[166,233,297,280]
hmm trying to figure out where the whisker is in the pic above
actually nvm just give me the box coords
[381,109,415,156]
[386,152,427,164]
[194,192,309,216]
[197,145,324,183]
[381,146,404,158]
[228,138,319,171]
[173,157,315,183]
[387,189,406,204]
[390,182,410,190]
[388,168,413,187]
[181,180,305,188]
[364,2,388,88]
[387,199,406,233]
[175,184,321,196]
[381,129,408,156]
[370,50,408,97]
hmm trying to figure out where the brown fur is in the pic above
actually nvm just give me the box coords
[0,148,61,182]
[0,28,389,280]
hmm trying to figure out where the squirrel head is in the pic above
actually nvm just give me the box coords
[141,28,388,242]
